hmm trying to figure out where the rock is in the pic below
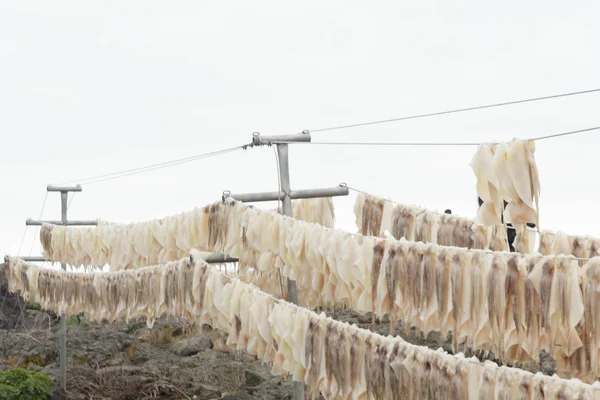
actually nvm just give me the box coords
[539,349,556,376]
[244,368,268,387]
[22,310,53,330]
[169,336,213,357]
[188,383,221,399]
[0,270,24,330]
[0,309,13,330]
[221,392,254,400]
[50,392,67,400]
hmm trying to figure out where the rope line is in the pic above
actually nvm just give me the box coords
[49,124,598,189]
[3,191,49,322]
[67,192,76,211]
[15,229,28,259]
[57,145,247,186]
[309,88,600,133]
[300,141,481,146]
[531,126,600,141]
[28,192,49,257]
[280,126,600,146]
[5,191,50,334]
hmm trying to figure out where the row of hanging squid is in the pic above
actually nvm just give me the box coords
[39,197,334,271]
[37,197,600,383]
[354,192,528,252]
[207,198,600,383]
[4,254,598,399]
[355,193,600,264]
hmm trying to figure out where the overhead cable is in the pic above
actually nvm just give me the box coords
[28,192,49,257]
[531,126,600,141]
[309,87,600,133]
[278,126,600,146]
[56,144,248,186]
[67,192,76,210]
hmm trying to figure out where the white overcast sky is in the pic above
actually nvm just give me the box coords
[1,1,600,259]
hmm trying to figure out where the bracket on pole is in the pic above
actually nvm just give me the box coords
[222,183,349,203]
[6,254,239,265]
[9,255,46,262]
[251,130,311,147]
[26,219,99,226]
[190,251,239,264]
[46,185,82,192]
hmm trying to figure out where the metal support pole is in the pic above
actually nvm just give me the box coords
[224,185,349,203]
[26,219,98,226]
[277,144,293,217]
[223,132,350,400]
[276,143,298,302]
[275,143,304,400]
[18,184,98,395]
[59,191,67,393]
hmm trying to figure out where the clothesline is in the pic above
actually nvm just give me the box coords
[50,124,599,191]
[307,87,600,133]
[277,126,600,146]
[56,144,247,186]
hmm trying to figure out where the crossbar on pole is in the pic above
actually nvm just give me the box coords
[16,256,46,262]
[47,185,82,192]
[204,253,239,263]
[251,131,310,146]
[26,219,98,226]
[7,253,238,265]
[223,184,348,203]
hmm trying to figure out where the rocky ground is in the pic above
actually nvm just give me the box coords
[1,269,557,400]
[1,316,299,400]
[1,306,299,399]
[0,269,299,400]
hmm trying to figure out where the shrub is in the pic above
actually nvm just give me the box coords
[66,315,81,327]
[25,301,41,311]
[0,368,53,400]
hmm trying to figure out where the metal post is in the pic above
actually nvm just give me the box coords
[17,185,98,396]
[276,143,296,299]
[59,191,67,392]
[275,143,304,400]
[223,132,351,400]
[277,144,293,216]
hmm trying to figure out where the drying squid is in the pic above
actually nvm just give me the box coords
[7,256,600,399]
